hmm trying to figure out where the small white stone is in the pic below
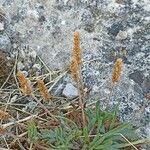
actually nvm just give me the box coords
[116,30,128,40]
[104,88,111,94]
[61,20,66,25]
[33,64,41,70]
[0,22,4,30]
[21,71,28,77]
[145,16,150,21]
[62,83,78,99]
[11,95,18,103]
[92,85,99,92]
[13,43,17,49]
[27,10,39,20]
[17,61,25,70]
[28,50,37,59]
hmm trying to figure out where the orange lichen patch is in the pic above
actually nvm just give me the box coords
[112,58,123,84]
[73,31,82,65]
[37,79,51,101]
[17,71,33,95]
[70,58,79,81]
[0,110,10,120]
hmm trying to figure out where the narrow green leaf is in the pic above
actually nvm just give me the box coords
[27,120,38,143]
[83,127,90,144]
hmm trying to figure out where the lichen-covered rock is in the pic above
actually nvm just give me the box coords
[0,0,150,147]
[0,34,11,52]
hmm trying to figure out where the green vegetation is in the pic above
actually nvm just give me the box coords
[27,101,144,150]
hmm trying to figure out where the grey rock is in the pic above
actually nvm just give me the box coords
[142,76,150,93]
[54,83,65,96]
[129,70,144,86]
[0,0,150,146]
[0,34,11,52]
[62,83,78,99]
[108,22,124,37]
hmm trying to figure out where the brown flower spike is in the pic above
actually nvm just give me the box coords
[73,31,82,65]
[146,92,150,100]
[37,79,51,101]
[17,71,32,95]
[0,110,10,120]
[0,127,6,134]
[112,58,123,83]
[70,58,79,81]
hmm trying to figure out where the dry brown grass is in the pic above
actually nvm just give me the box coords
[0,52,14,87]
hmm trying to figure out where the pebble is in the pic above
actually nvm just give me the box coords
[62,83,78,99]
[17,61,25,70]
[33,63,41,70]
[11,95,18,103]
[116,30,128,40]
[27,10,39,21]
[28,50,37,59]
[0,22,4,30]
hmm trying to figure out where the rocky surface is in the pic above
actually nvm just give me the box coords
[0,0,150,149]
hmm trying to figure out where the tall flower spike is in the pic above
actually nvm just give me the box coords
[17,71,33,95]
[73,31,82,65]
[37,79,51,101]
[112,58,123,84]
[70,57,79,81]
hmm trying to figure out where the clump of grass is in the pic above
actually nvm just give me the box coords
[35,101,143,150]
[27,120,38,143]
